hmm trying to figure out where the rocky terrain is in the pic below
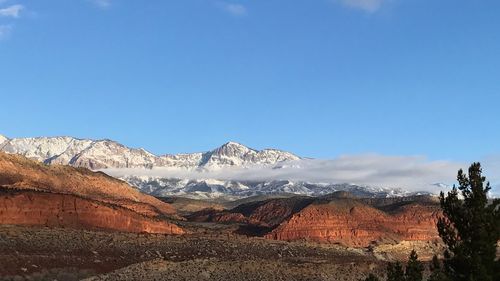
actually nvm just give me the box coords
[0,152,183,234]
[0,189,183,234]
[0,152,175,217]
[0,225,444,281]
[84,258,378,281]
[265,199,440,247]
[0,148,448,280]
[186,193,441,247]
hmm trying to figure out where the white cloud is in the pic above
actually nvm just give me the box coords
[0,24,12,40]
[218,2,247,17]
[100,154,500,194]
[338,0,384,13]
[481,155,500,196]
[90,0,112,9]
[0,4,24,18]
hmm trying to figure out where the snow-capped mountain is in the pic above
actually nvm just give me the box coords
[120,176,416,199]
[0,134,429,199]
[0,136,158,169]
[0,135,7,146]
[0,135,299,170]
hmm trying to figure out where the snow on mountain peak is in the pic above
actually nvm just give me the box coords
[223,141,248,147]
[199,141,299,168]
[212,141,254,155]
[0,135,8,146]
[0,135,299,170]
[0,134,443,200]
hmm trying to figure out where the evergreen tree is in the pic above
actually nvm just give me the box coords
[404,250,423,281]
[361,273,380,281]
[437,162,500,281]
[386,261,405,281]
[428,255,450,281]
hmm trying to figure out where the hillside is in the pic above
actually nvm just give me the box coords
[0,152,183,234]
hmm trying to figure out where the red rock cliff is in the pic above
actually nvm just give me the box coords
[265,199,440,247]
[0,189,184,234]
[0,152,175,217]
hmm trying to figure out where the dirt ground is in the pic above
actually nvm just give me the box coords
[0,225,440,281]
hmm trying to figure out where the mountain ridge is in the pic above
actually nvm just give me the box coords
[0,135,300,170]
[0,134,432,199]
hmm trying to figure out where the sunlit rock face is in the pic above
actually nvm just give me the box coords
[0,190,184,235]
[0,151,184,234]
[265,199,441,247]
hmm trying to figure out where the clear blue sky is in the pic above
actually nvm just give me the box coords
[0,0,499,160]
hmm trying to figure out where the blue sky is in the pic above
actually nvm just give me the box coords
[0,0,499,163]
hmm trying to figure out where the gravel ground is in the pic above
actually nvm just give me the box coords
[0,225,440,281]
[84,258,382,281]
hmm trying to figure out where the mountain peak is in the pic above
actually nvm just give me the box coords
[211,142,254,154]
[221,141,250,148]
[198,141,299,168]
[0,134,8,145]
[0,135,300,170]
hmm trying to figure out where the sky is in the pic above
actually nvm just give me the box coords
[0,0,499,168]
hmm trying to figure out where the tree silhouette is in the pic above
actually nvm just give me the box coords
[404,250,423,281]
[437,162,500,281]
[386,261,405,281]
[428,255,450,281]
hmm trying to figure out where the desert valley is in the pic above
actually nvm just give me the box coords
[0,136,454,281]
[1,1,499,280]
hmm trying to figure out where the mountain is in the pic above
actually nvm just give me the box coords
[199,142,300,168]
[0,151,184,234]
[187,194,441,247]
[0,134,429,199]
[0,151,176,217]
[0,136,299,170]
[0,135,7,146]
[264,198,441,247]
[122,177,419,199]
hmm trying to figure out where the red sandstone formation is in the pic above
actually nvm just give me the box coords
[0,189,184,234]
[0,152,184,234]
[188,197,315,228]
[0,152,175,217]
[390,203,441,241]
[232,197,315,227]
[265,199,440,247]
[187,208,252,225]
[187,196,440,246]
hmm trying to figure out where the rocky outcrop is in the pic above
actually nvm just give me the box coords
[187,208,251,225]
[0,189,184,234]
[0,152,175,217]
[390,203,441,241]
[0,152,185,234]
[265,199,440,247]
[188,197,314,227]
[186,196,440,246]
[233,197,315,227]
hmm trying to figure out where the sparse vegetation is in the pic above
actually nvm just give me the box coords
[385,250,422,281]
[404,250,423,281]
[362,273,381,281]
[428,255,449,281]
[386,261,405,281]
